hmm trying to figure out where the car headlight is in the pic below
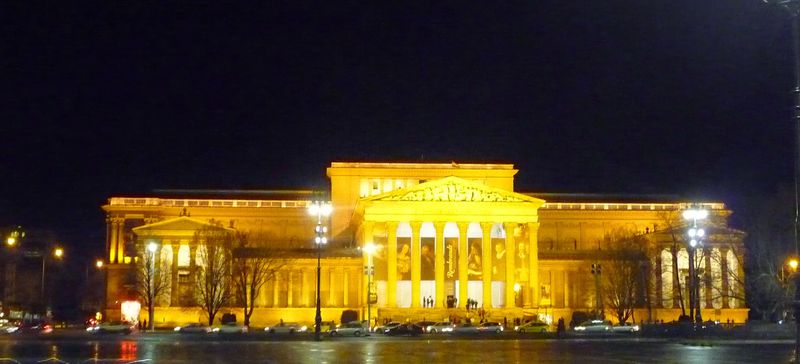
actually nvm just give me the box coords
[212,328,220,332]
[174,327,182,332]
[632,325,640,332]
[264,327,270,331]
[300,326,308,332]
[575,326,585,331]
[442,327,453,332]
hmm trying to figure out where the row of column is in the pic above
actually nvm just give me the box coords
[361,221,540,309]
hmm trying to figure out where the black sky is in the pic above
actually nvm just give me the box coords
[1,1,796,259]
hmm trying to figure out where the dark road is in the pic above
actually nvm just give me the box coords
[0,332,793,364]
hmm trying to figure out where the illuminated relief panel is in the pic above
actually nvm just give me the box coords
[490,223,506,308]
[373,236,388,307]
[396,223,412,308]
[419,222,436,306]
[661,249,673,308]
[466,222,483,308]
[444,222,459,308]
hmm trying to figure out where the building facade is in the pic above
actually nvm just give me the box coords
[101,162,747,327]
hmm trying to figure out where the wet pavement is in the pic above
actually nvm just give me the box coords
[0,331,793,363]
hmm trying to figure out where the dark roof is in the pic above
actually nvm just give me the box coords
[147,189,319,201]
[521,192,685,204]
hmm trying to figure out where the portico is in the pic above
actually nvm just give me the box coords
[354,176,544,315]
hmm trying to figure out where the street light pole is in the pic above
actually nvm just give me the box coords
[41,246,64,317]
[309,200,331,342]
[364,243,377,330]
[683,207,708,324]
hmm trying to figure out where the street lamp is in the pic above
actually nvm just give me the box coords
[147,242,158,332]
[363,242,378,330]
[683,207,708,324]
[308,200,331,341]
[41,246,64,316]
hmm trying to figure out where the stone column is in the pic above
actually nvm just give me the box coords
[343,269,349,307]
[563,270,570,309]
[170,243,180,307]
[387,222,398,308]
[655,252,663,308]
[458,222,469,308]
[704,249,713,309]
[287,270,294,307]
[504,223,517,308]
[410,222,422,308]
[528,222,540,308]
[435,222,446,308]
[116,219,125,264]
[107,217,124,264]
[721,248,730,309]
[481,222,493,308]
[329,267,337,307]
[273,271,281,307]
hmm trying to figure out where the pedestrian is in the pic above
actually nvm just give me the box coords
[557,317,565,338]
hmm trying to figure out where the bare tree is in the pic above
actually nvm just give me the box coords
[231,232,286,327]
[193,226,234,326]
[657,211,688,317]
[601,228,649,325]
[136,245,171,330]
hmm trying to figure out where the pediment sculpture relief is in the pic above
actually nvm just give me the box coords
[385,182,524,202]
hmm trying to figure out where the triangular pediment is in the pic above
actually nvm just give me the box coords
[363,176,545,204]
[132,216,233,234]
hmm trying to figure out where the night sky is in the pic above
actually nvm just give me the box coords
[1,1,796,260]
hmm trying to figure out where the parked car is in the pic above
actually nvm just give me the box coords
[574,320,611,333]
[611,323,640,333]
[88,321,136,334]
[452,323,480,334]
[384,323,423,336]
[174,323,212,334]
[330,321,369,336]
[425,322,455,334]
[477,322,504,334]
[213,322,248,334]
[376,321,402,334]
[265,322,307,334]
[515,321,551,333]
[415,321,436,333]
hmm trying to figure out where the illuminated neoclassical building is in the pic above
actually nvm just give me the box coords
[102,162,747,327]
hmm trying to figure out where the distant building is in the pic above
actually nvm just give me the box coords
[101,162,747,327]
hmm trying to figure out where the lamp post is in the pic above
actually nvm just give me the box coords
[364,242,377,330]
[147,242,158,332]
[683,207,708,324]
[41,246,64,316]
[308,200,331,341]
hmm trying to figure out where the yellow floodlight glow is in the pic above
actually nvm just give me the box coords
[790,259,798,271]
[96,260,104,269]
[53,247,64,258]
[364,242,378,255]
[5,237,15,247]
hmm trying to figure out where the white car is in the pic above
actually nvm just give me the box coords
[88,321,136,334]
[611,323,640,333]
[174,323,212,333]
[452,323,480,334]
[213,323,248,334]
[477,322,504,333]
[265,322,307,334]
[574,320,611,333]
[425,322,455,334]
[330,321,369,336]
